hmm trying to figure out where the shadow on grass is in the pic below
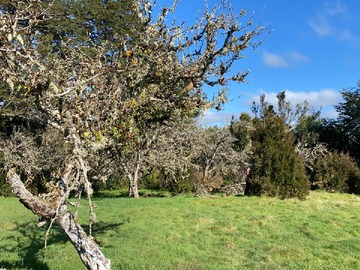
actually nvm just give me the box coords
[83,221,126,236]
[94,189,130,198]
[0,221,64,270]
[94,189,171,199]
[0,220,124,269]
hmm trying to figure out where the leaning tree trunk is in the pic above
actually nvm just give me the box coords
[6,169,111,270]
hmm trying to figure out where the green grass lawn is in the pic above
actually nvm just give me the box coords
[1,191,360,269]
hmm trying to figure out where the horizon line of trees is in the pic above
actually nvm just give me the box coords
[2,87,359,199]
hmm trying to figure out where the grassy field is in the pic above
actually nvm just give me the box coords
[1,191,360,270]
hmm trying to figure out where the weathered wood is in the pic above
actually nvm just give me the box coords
[56,207,111,270]
[6,169,56,219]
[6,169,111,270]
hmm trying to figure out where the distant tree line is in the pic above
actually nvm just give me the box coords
[2,86,360,200]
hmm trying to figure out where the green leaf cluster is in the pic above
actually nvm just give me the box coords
[36,0,141,53]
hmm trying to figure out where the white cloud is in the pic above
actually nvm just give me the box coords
[245,89,343,119]
[339,29,352,40]
[200,89,343,125]
[262,52,289,68]
[197,110,234,126]
[285,89,341,107]
[262,51,308,68]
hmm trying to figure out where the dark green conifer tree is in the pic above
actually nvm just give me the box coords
[246,95,309,200]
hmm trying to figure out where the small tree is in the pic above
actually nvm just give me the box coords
[191,125,248,196]
[295,113,330,172]
[105,0,268,197]
[144,119,199,193]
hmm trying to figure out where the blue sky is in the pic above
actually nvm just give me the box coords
[159,0,360,125]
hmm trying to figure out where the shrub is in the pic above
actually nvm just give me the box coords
[168,175,195,195]
[311,152,360,194]
[141,167,195,195]
[0,171,12,197]
[141,168,162,190]
[246,116,309,200]
[92,173,128,193]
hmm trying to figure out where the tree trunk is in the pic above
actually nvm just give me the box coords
[123,159,140,198]
[56,206,111,270]
[6,169,111,270]
[195,167,210,196]
[128,172,140,198]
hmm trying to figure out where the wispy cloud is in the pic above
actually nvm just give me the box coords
[308,1,358,42]
[338,29,359,42]
[290,51,308,63]
[308,15,334,37]
[325,1,348,17]
[262,52,289,68]
[262,51,308,68]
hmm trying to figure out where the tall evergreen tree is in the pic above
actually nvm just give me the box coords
[334,82,360,163]
[230,112,252,153]
[246,93,309,199]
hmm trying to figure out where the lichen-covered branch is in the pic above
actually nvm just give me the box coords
[6,168,110,270]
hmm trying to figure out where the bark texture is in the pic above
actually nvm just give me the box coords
[6,169,111,270]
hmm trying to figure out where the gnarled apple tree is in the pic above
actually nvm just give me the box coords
[1,0,267,268]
